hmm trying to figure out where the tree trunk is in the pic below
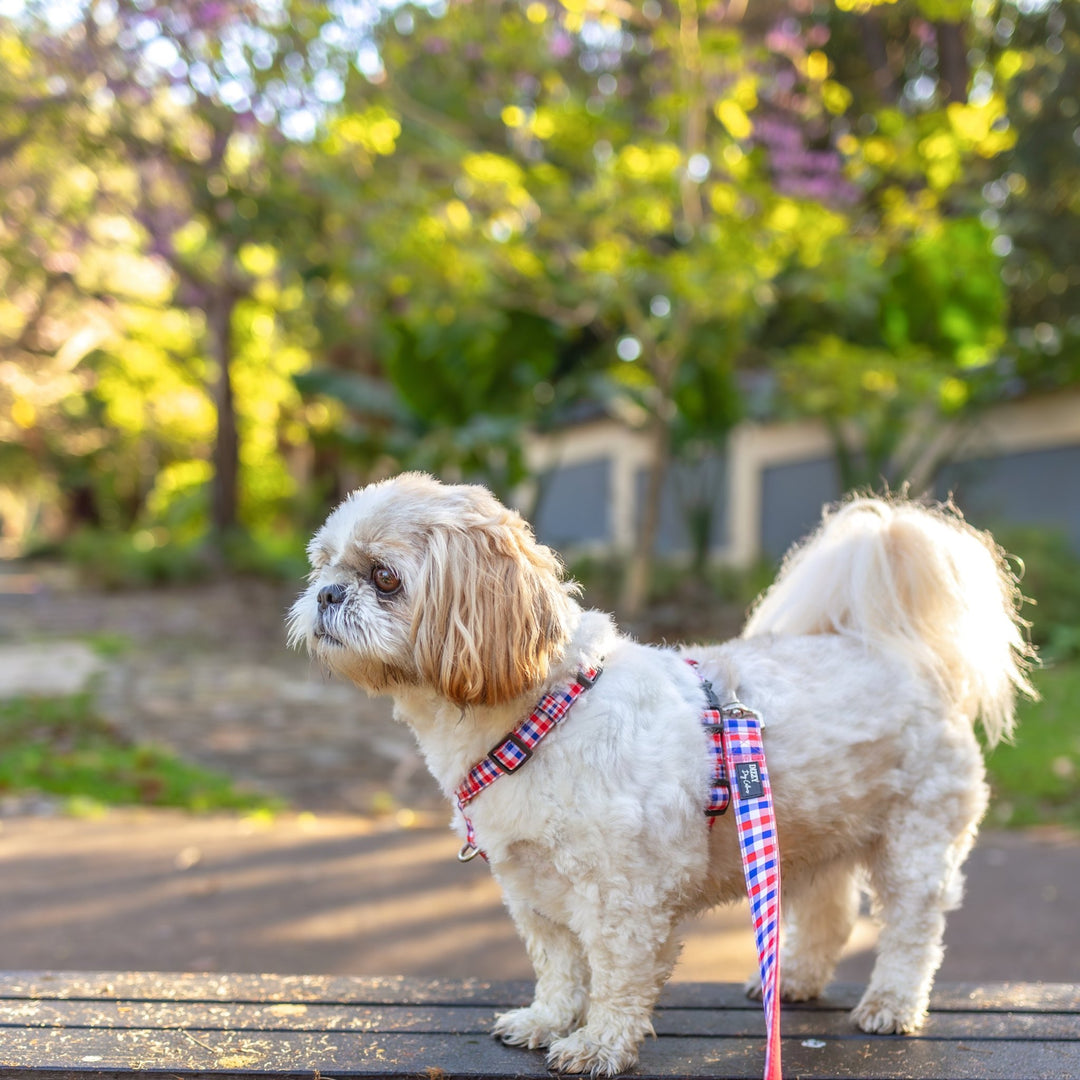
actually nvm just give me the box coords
[207,289,239,543]
[936,22,969,104]
[621,409,671,621]
[860,13,899,104]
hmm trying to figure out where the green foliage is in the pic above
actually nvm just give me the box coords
[0,693,280,814]
[569,551,776,626]
[221,528,310,584]
[983,521,1080,828]
[991,0,1080,380]
[81,632,133,659]
[1,0,1078,593]
[986,661,1080,829]
[62,526,310,589]
[63,530,214,590]
[996,526,1080,660]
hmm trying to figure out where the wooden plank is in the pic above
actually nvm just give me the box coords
[2,974,1077,1013]
[2,999,1078,1040]
[1,976,1076,1080]
[1,1028,1079,1080]
[0,973,536,1009]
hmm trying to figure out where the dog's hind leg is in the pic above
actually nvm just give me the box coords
[855,795,983,1034]
[493,902,588,1050]
[777,861,864,1001]
[744,860,860,1003]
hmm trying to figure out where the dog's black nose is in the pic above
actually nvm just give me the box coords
[317,583,347,611]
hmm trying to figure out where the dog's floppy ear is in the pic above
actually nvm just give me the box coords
[411,508,575,707]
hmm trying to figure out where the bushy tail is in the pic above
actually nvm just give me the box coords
[743,495,1037,745]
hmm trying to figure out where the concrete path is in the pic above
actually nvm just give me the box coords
[0,572,1077,985]
[0,811,1076,983]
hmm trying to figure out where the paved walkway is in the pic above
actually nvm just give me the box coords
[0,575,437,816]
[0,571,1077,985]
[0,811,1077,983]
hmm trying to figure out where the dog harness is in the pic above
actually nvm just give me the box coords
[454,664,603,863]
[454,658,782,1080]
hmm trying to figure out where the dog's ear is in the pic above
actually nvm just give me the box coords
[411,510,574,707]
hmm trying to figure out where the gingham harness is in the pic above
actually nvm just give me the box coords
[453,659,783,1080]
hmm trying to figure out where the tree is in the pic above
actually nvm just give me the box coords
[4,0,1074,595]
[295,1,853,612]
[749,0,1028,494]
[1,0,332,550]
[989,0,1080,389]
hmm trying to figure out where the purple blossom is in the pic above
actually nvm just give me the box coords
[549,30,573,61]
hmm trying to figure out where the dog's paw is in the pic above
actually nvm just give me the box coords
[778,963,830,1002]
[546,1029,639,1077]
[493,1005,576,1050]
[853,991,927,1035]
[745,970,828,1004]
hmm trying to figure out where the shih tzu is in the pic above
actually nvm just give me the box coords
[288,471,1035,1077]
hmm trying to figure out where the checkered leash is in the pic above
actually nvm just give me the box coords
[454,665,603,862]
[691,660,783,1080]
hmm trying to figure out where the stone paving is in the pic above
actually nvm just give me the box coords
[0,571,441,816]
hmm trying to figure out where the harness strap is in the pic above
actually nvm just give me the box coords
[689,660,783,1080]
[454,664,602,862]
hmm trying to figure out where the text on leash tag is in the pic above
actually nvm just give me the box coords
[736,760,765,799]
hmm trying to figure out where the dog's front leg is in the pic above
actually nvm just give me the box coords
[546,909,682,1077]
[493,901,588,1050]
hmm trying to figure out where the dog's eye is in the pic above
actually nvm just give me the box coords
[371,566,402,595]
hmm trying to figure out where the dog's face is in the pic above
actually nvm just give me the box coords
[289,472,578,707]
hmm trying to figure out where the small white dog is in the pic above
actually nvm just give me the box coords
[289,472,1035,1077]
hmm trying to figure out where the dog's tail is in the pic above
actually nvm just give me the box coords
[742,495,1037,745]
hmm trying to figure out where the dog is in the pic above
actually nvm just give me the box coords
[288,472,1035,1077]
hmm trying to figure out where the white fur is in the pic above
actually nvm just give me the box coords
[289,475,1036,1077]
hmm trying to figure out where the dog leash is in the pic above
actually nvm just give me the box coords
[690,660,783,1080]
[454,658,782,1079]
[453,664,603,862]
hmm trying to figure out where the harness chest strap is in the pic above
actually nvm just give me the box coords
[454,665,603,862]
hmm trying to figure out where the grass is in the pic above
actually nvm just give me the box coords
[985,659,1080,830]
[0,693,282,815]
[0,657,1073,828]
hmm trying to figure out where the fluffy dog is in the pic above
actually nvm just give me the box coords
[288,472,1035,1077]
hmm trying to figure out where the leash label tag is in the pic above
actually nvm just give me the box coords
[736,759,765,800]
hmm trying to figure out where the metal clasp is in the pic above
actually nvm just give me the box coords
[457,843,482,863]
[576,665,603,688]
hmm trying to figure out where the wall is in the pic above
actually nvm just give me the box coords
[522,389,1080,564]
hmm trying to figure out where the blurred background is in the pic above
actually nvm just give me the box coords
[0,0,1078,980]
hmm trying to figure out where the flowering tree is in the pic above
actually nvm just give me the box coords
[3,0,1075,598]
[2,0,335,545]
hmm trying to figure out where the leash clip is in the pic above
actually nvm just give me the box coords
[457,843,482,863]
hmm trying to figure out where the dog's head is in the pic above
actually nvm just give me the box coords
[288,472,578,707]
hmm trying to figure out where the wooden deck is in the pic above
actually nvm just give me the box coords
[0,973,1077,1079]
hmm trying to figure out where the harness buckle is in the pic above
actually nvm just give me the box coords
[704,781,731,817]
[700,678,722,710]
[576,666,602,688]
[489,732,532,774]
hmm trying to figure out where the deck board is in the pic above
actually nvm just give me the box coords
[1,974,1076,1079]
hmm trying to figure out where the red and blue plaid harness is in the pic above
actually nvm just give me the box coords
[454,659,783,1080]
